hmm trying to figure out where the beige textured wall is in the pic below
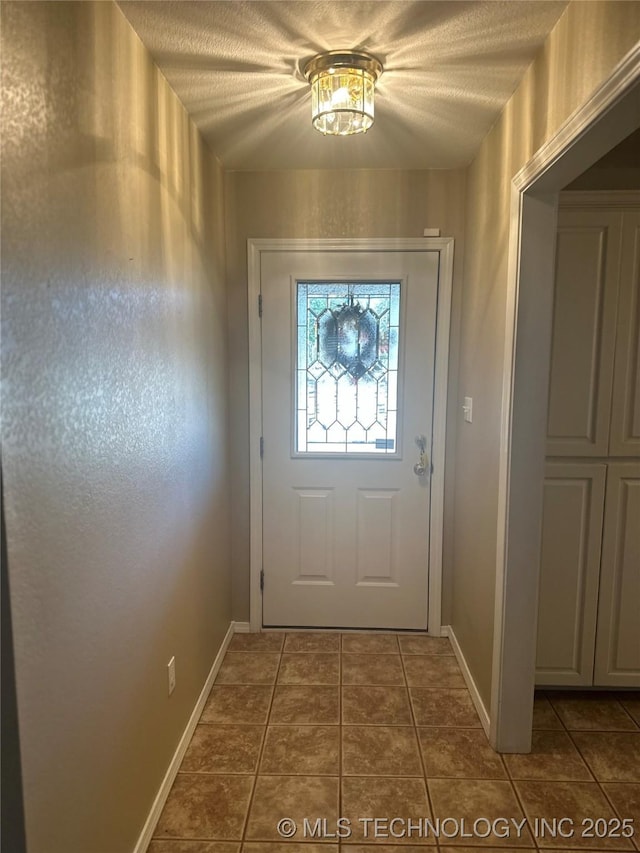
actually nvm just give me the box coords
[451,0,640,706]
[1,3,231,852]
[225,168,466,622]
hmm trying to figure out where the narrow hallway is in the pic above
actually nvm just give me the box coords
[149,632,640,850]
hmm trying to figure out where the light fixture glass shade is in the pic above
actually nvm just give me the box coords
[304,51,383,136]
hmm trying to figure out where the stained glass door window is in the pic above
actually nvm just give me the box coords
[296,282,401,454]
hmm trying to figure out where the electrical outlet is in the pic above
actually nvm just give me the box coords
[167,656,176,696]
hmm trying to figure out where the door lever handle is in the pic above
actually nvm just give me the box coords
[413,434,429,476]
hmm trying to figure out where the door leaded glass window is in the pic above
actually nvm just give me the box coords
[296,281,401,454]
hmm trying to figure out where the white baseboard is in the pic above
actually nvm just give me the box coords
[133,620,236,853]
[232,621,251,633]
[439,625,450,638]
[445,624,491,737]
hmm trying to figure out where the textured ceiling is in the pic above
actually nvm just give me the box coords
[118,0,568,170]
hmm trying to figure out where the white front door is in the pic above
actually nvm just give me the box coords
[258,245,443,629]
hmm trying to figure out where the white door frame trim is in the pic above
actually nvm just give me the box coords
[491,44,640,751]
[248,237,455,634]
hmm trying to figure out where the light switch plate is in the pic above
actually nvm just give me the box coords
[168,656,176,696]
[463,397,473,423]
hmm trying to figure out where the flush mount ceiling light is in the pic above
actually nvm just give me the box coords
[303,50,383,136]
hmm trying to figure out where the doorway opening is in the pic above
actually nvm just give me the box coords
[492,53,639,751]
[247,238,454,634]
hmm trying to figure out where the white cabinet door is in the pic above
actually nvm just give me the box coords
[260,249,439,629]
[546,210,622,457]
[539,200,640,689]
[610,212,640,457]
[536,463,606,686]
[593,464,640,687]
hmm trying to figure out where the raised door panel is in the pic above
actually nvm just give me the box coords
[610,212,640,457]
[546,210,622,457]
[356,490,399,587]
[535,463,606,686]
[292,489,334,585]
[593,464,640,687]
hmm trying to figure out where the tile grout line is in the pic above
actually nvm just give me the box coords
[596,778,640,852]
[617,696,640,731]
[514,696,606,851]
[564,727,606,784]
[527,715,638,853]
[545,693,570,733]
[502,728,594,781]
[152,638,275,846]
[564,719,640,848]
[612,696,639,730]
[537,691,565,731]
[237,635,284,847]
[398,642,439,838]
[545,691,640,734]
[155,636,638,851]
[506,762,542,851]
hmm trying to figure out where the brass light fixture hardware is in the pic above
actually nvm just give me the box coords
[303,50,383,136]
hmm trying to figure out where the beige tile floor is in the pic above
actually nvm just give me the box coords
[148,632,640,853]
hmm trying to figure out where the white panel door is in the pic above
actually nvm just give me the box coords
[546,210,622,457]
[260,249,439,628]
[610,212,640,457]
[593,464,640,687]
[535,462,606,686]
